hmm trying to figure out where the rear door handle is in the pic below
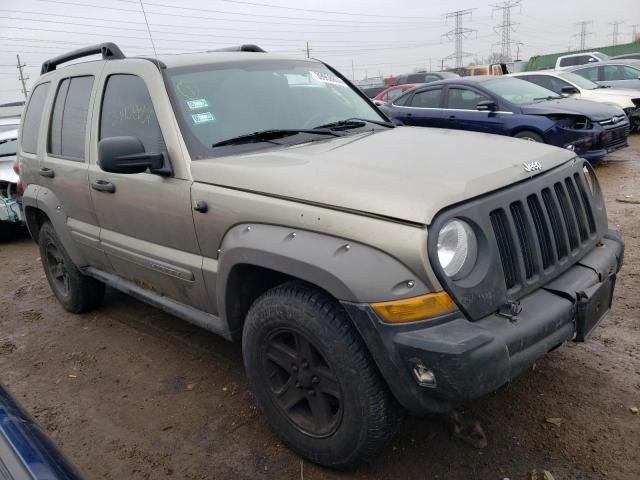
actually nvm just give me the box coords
[91,180,116,193]
[39,167,55,178]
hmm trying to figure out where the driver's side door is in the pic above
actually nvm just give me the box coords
[88,63,212,313]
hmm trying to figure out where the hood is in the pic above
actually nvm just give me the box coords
[520,97,624,121]
[190,127,574,225]
[587,87,640,105]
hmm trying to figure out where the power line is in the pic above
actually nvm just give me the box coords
[0,8,431,34]
[610,20,624,46]
[490,0,521,62]
[16,55,29,100]
[442,9,476,69]
[574,20,594,50]
[219,0,442,20]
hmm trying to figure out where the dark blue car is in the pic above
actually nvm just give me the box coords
[384,76,630,161]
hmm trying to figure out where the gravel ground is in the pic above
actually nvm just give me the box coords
[0,135,639,480]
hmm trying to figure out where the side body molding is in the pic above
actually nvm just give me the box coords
[216,224,430,331]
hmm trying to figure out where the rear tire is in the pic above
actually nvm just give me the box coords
[513,130,544,142]
[242,281,403,469]
[39,222,105,313]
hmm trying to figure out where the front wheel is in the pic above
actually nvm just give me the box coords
[513,130,544,142]
[242,281,403,469]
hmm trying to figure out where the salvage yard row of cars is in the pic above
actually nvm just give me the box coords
[0,42,633,476]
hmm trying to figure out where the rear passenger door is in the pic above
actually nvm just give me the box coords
[38,66,112,272]
[393,88,444,127]
[88,62,212,313]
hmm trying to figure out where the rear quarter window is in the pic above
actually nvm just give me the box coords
[21,82,51,154]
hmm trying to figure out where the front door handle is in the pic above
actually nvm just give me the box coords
[91,180,116,193]
[39,167,55,178]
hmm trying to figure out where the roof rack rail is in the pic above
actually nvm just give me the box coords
[41,42,125,74]
[208,44,266,53]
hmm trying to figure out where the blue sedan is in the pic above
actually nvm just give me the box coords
[384,76,630,161]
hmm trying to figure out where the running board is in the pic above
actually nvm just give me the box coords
[84,267,231,340]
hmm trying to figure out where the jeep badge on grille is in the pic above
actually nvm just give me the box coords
[523,161,543,172]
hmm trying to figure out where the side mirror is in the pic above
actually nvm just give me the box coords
[373,99,385,106]
[561,85,579,95]
[98,136,170,176]
[476,100,498,111]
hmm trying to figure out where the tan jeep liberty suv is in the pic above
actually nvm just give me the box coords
[16,43,624,468]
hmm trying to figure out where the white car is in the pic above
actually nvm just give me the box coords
[510,71,640,131]
[0,128,22,229]
[555,51,609,70]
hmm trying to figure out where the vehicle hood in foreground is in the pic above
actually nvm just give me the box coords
[191,127,575,225]
[520,97,624,121]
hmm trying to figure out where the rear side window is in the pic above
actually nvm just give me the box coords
[100,74,165,154]
[410,89,442,108]
[21,82,50,154]
[49,76,94,160]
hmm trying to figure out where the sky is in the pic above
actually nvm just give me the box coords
[1,0,639,104]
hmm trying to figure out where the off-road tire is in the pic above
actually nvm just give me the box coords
[242,281,404,469]
[513,130,544,142]
[38,222,105,313]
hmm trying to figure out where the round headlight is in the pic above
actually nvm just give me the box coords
[437,220,478,279]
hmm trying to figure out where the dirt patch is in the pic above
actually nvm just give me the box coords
[0,136,639,480]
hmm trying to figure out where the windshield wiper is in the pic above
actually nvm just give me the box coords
[212,128,341,148]
[596,85,612,89]
[314,117,394,130]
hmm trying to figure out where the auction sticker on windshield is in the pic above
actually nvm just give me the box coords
[192,112,215,125]
[187,99,209,110]
[310,71,347,87]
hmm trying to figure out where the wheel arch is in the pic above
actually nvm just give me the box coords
[216,224,430,340]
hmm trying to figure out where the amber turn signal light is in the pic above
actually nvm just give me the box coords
[371,291,457,323]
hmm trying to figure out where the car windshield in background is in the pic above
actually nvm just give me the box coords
[0,136,17,157]
[558,72,600,90]
[165,60,386,159]
[483,77,560,104]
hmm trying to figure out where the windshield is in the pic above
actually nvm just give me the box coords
[165,60,386,159]
[483,77,560,104]
[558,72,599,90]
[0,137,17,157]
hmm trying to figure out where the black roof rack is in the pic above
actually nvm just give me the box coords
[208,44,266,53]
[41,42,125,74]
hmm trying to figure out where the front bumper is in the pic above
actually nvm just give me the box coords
[548,122,630,160]
[344,230,624,414]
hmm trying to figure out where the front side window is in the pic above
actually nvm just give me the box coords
[603,65,624,81]
[386,88,406,102]
[622,65,640,80]
[447,88,489,110]
[21,82,50,154]
[165,60,386,159]
[410,89,442,108]
[100,75,165,155]
[49,75,94,160]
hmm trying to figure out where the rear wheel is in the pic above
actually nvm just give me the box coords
[39,222,105,313]
[513,130,544,142]
[243,281,403,469]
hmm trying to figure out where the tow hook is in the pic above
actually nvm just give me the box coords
[498,300,522,322]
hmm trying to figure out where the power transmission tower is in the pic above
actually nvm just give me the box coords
[442,9,476,69]
[305,41,311,58]
[631,24,640,42]
[610,21,624,46]
[574,20,594,50]
[490,0,521,62]
[16,55,29,100]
